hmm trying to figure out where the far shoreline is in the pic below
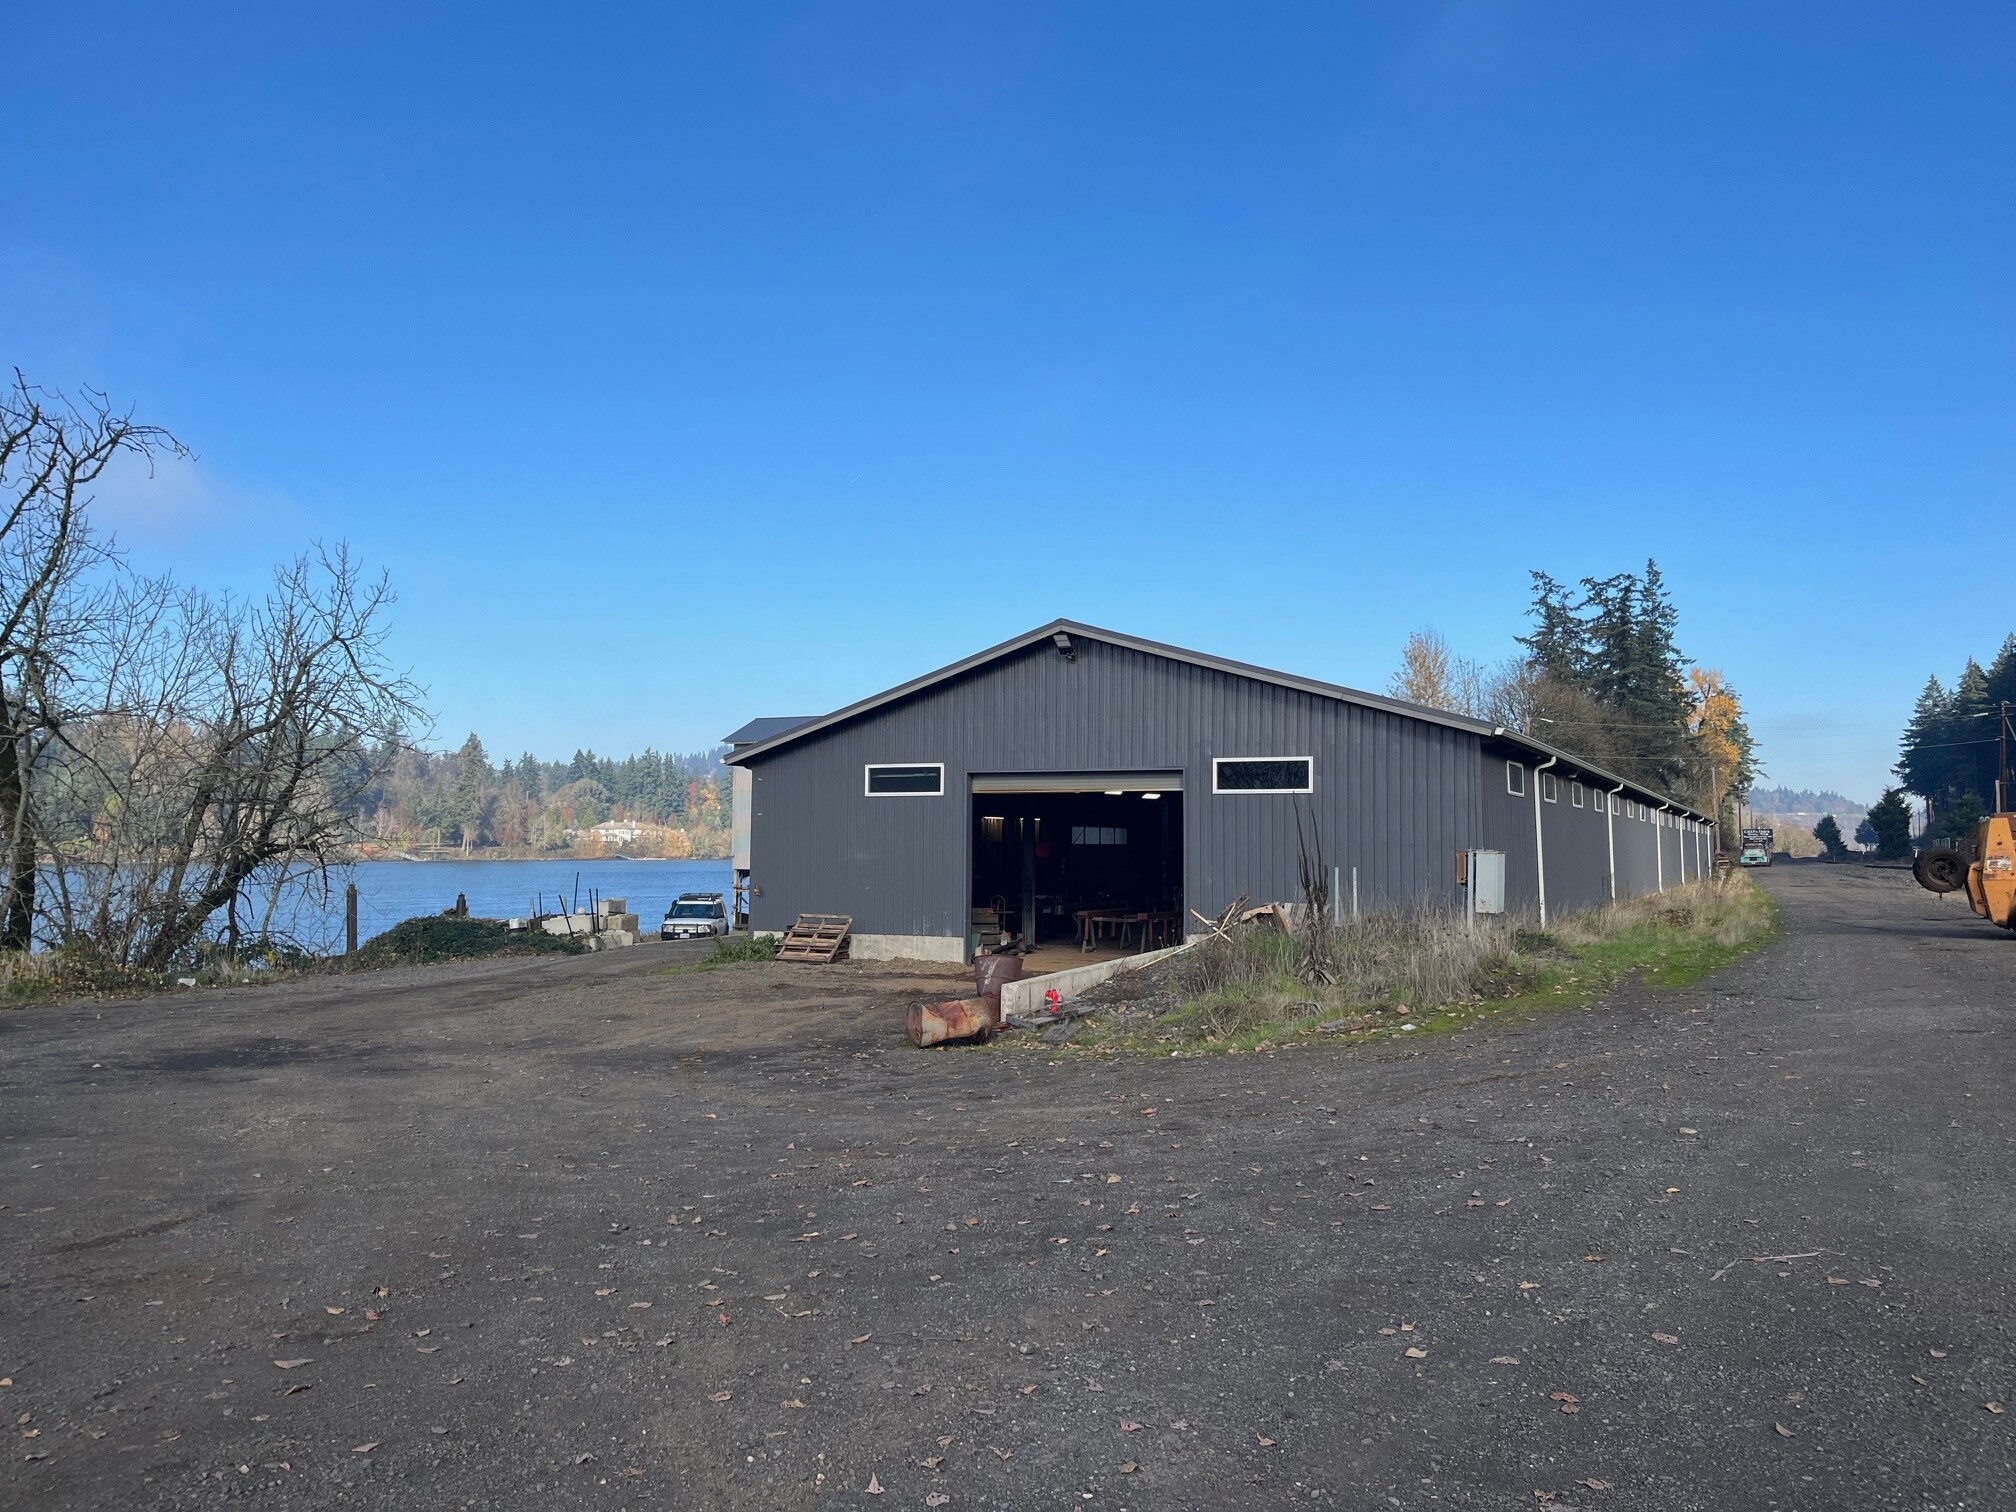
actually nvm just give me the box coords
[345,853,733,864]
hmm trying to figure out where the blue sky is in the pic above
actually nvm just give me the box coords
[4,3,2009,801]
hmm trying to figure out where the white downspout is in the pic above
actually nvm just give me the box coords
[1606,783,1624,900]
[1532,754,1558,926]
[1656,802,1670,892]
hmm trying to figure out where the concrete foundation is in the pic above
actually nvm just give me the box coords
[847,933,969,965]
[1000,941,1191,1017]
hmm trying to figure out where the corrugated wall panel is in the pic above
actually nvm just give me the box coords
[745,637,1484,938]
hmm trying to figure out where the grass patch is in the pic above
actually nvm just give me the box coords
[1063,872,1778,1055]
[0,950,167,1008]
[697,933,781,967]
[349,916,587,969]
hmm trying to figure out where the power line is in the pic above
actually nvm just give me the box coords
[1898,737,2001,753]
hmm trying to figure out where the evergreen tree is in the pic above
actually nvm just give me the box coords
[1895,675,1953,803]
[1812,814,1848,859]
[1515,572,1586,684]
[1985,633,2016,708]
[1578,572,1638,710]
[1952,660,1996,806]
[1935,791,1985,843]
[452,733,490,849]
[1866,787,1913,860]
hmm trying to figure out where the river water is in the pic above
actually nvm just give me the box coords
[323,858,734,947]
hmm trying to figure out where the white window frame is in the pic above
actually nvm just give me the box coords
[1570,781,1584,809]
[1211,756,1313,795]
[1505,761,1525,797]
[864,762,945,797]
[1541,772,1558,804]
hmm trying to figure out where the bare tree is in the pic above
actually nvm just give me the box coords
[1390,628,1492,719]
[0,374,185,949]
[1292,803,1335,987]
[44,547,421,968]
[1388,628,1455,708]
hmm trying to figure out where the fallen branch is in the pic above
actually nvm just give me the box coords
[1711,1250,1824,1282]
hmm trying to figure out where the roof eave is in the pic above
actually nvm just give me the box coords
[1486,727,1709,822]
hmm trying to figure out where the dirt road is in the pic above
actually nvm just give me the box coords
[2,865,2010,1509]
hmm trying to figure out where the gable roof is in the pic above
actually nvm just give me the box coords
[722,715,819,748]
[724,618,1708,820]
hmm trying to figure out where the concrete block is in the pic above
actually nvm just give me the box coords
[596,897,628,917]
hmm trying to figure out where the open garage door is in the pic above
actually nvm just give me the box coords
[969,773,1183,967]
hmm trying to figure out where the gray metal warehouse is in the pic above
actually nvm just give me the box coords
[723,620,1714,962]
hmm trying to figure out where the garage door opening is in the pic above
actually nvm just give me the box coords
[969,774,1183,971]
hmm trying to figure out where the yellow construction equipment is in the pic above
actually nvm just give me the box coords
[1913,815,2016,928]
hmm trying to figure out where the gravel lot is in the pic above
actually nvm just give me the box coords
[2,863,2010,1510]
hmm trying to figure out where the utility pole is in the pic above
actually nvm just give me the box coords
[2000,701,2011,813]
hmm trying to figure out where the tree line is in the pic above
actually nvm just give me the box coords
[1895,634,2016,842]
[352,735,729,856]
[1388,562,1758,839]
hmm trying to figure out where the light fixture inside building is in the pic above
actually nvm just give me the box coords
[1104,789,1124,796]
[1141,792,1162,800]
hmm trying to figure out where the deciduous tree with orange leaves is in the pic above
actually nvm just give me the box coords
[1688,667,1757,844]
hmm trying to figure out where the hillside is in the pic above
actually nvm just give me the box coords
[1747,785,1867,825]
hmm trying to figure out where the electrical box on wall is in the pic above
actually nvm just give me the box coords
[1469,849,1505,915]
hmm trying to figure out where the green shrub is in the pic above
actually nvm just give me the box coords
[350,916,586,968]
[700,933,780,966]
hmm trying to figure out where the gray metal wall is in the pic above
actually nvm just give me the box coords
[1479,755,1541,913]
[1541,775,1612,915]
[1480,753,1708,919]
[1614,798,1657,899]
[742,636,1483,939]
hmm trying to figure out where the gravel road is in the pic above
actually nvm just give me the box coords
[1,863,2009,1510]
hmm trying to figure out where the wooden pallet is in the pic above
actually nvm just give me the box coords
[777,913,852,964]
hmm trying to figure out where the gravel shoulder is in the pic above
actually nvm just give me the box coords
[1,864,2010,1509]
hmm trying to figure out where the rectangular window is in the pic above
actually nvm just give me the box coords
[1505,761,1525,797]
[1070,825,1128,846]
[1541,772,1558,803]
[1213,757,1313,793]
[1570,782,1584,808]
[865,763,943,796]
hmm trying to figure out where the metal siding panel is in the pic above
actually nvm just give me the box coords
[745,635,1484,937]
